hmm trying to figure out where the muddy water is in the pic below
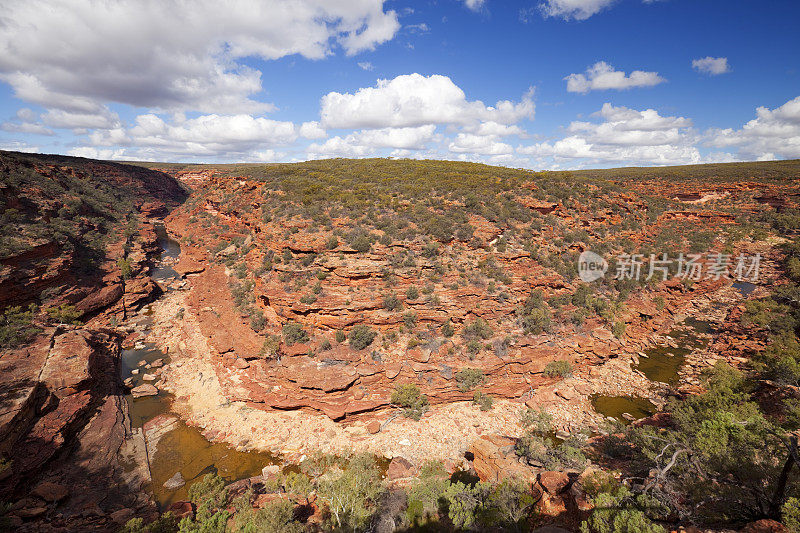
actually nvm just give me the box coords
[591,395,656,425]
[593,317,713,422]
[635,318,710,386]
[122,223,279,509]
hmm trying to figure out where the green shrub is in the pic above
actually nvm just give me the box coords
[455,368,485,392]
[462,318,493,340]
[391,384,429,420]
[543,360,572,378]
[612,321,627,338]
[383,292,401,311]
[0,304,41,349]
[179,473,230,533]
[259,334,281,358]
[349,325,377,350]
[473,391,493,411]
[441,319,455,337]
[335,329,346,343]
[282,321,308,345]
[350,234,372,253]
[406,286,420,300]
[46,304,82,325]
[318,454,383,531]
[118,257,133,279]
[403,311,417,328]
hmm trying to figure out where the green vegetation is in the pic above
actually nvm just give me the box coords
[473,391,493,411]
[543,360,572,378]
[455,368,486,392]
[45,304,82,325]
[348,324,377,350]
[0,304,41,349]
[318,453,383,531]
[518,290,552,335]
[461,318,493,341]
[282,321,309,345]
[118,257,133,279]
[391,384,429,420]
[516,408,588,471]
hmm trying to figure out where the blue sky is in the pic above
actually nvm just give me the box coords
[0,0,798,168]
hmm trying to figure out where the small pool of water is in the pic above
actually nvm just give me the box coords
[591,395,655,425]
[149,421,280,508]
[733,281,758,297]
[635,318,711,385]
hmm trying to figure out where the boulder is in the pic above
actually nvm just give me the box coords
[538,471,570,494]
[110,508,135,524]
[131,384,158,398]
[164,472,185,490]
[262,465,280,478]
[366,420,381,434]
[32,481,69,502]
[167,501,195,520]
[387,457,415,480]
[741,520,790,533]
[470,434,536,484]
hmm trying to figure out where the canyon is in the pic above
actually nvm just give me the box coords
[2,151,800,531]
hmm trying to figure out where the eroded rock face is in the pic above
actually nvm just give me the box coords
[0,152,185,530]
[146,164,798,427]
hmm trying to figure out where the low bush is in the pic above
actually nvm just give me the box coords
[543,360,572,378]
[473,391,493,411]
[349,325,377,350]
[391,384,429,420]
[455,368,485,392]
[282,321,309,345]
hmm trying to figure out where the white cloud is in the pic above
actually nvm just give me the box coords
[692,56,731,75]
[464,121,527,137]
[463,0,486,11]
[299,121,327,139]
[0,141,40,153]
[320,73,534,128]
[0,108,54,135]
[358,61,375,71]
[308,125,437,158]
[42,109,121,130]
[449,133,513,155]
[539,0,616,21]
[80,113,298,162]
[706,95,800,159]
[565,62,666,93]
[518,103,700,165]
[0,0,399,114]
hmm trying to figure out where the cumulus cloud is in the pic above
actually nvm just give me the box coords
[539,0,617,21]
[565,62,666,93]
[308,125,437,158]
[449,133,513,155]
[692,56,731,75]
[706,95,800,160]
[518,103,700,165]
[0,108,54,136]
[299,121,327,140]
[0,0,399,114]
[82,113,298,162]
[320,73,534,128]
